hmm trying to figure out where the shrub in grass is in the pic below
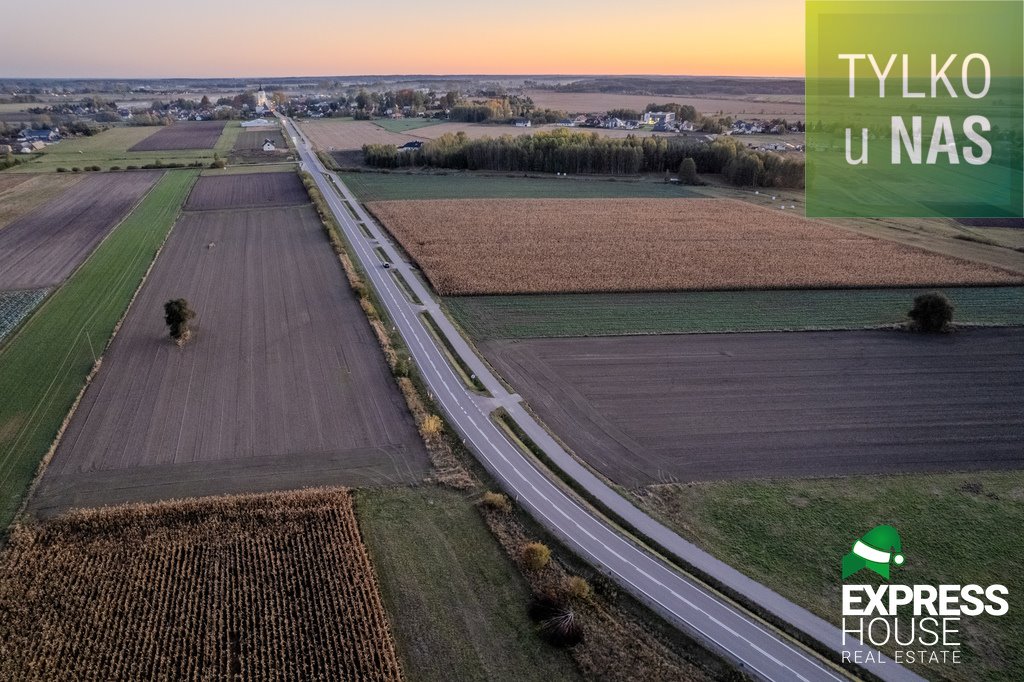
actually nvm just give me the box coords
[164,298,196,345]
[908,291,954,332]
[480,491,512,513]
[564,576,592,601]
[521,542,551,571]
[56,167,68,172]
[71,167,80,172]
[419,414,443,439]
[528,594,584,648]
[109,166,120,171]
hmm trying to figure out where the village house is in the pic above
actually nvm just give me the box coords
[511,118,532,127]
[397,140,423,152]
[262,138,276,152]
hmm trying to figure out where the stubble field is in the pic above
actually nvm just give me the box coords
[128,120,227,151]
[30,173,427,514]
[367,198,1024,295]
[523,90,805,118]
[481,329,1024,488]
[0,173,84,230]
[0,171,162,289]
[0,488,403,681]
[302,119,414,151]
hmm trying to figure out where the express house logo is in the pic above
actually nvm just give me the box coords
[840,525,1009,667]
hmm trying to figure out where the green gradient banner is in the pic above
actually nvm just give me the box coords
[806,1,1023,217]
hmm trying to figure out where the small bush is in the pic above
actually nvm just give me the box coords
[521,542,551,571]
[125,165,138,170]
[56,167,68,172]
[528,594,584,648]
[908,291,954,332]
[359,297,378,320]
[419,414,443,439]
[564,576,592,601]
[109,166,120,171]
[479,491,512,513]
[88,165,102,171]
[71,167,80,172]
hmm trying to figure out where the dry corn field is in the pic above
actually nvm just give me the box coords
[366,198,1024,294]
[0,489,403,682]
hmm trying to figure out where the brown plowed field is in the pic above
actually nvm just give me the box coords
[367,198,1024,294]
[0,489,403,681]
[127,120,226,151]
[184,171,308,211]
[481,330,1024,488]
[230,128,288,163]
[0,171,161,289]
[31,197,426,513]
[0,173,84,231]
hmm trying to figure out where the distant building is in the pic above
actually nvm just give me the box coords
[19,128,59,142]
[397,141,423,152]
[511,118,532,127]
[641,111,675,126]
[241,118,272,128]
[262,138,276,152]
[256,85,268,109]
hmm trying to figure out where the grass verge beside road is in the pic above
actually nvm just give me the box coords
[636,472,1024,682]
[446,287,1024,339]
[355,486,581,682]
[338,171,703,201]
[0,170,197,530]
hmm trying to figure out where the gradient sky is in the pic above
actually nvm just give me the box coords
[1,0,805,78]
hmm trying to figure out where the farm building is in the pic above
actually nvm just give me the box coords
[241,118,273,128]
[262,138,276,152]
[398,141,423,152]
[511,118,532,127]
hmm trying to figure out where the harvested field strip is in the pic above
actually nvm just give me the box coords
[183,171,308,211]
[367,198,1024,295]
[128,120,227,151]
[0,488,403,681]
[0,288,49,342]
[479,329,1024,488]
[0,174,84,230]
[302,119,416,151]
[34,204,427,506]
[0,170,197,530]
[356,487,579,682]
[446,287,1024,339]
[339,171,703,201]
[0,171,162,290]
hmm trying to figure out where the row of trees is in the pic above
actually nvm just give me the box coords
[363,130,804,188]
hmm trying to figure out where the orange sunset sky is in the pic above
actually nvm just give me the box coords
[1,0,805,78]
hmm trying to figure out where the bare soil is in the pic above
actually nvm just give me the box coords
[127,120,226,151]
[0,171,161,289]
[183,171,308,211]
[30,197,427,514]
[480,329,1024,488]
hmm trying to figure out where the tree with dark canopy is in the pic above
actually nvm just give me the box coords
[908,291,954,332]
[164,298,196,344]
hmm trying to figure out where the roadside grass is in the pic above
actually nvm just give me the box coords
[338,171,703,201]
[8,124,239,173]
[0,170,197,530]
[355,487,581,682]
[373,118,444,133]
[636,472,1024,682]
[445,287,1024,340]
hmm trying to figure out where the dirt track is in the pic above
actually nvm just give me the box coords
[31,199,426,514]
[128,121,226,151]
[184,172,308,211]
[0,171,161,289]
[481,330,1024,487]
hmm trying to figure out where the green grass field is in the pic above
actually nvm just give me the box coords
[445,287,1024,340]
[0,170,197,530]
[637,472,1024,682]
[373,118,444,133]
[6,123,240,173]
[339,171,703,201]
[355,487,580,682]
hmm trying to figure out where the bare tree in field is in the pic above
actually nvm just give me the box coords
[164,299,196,345]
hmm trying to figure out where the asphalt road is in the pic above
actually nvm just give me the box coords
[284,117,923,682]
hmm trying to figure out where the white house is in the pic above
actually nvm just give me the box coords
[511,118,532,127]
[262,138,276,152]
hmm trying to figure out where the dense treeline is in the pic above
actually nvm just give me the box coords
[363,129,803,188]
